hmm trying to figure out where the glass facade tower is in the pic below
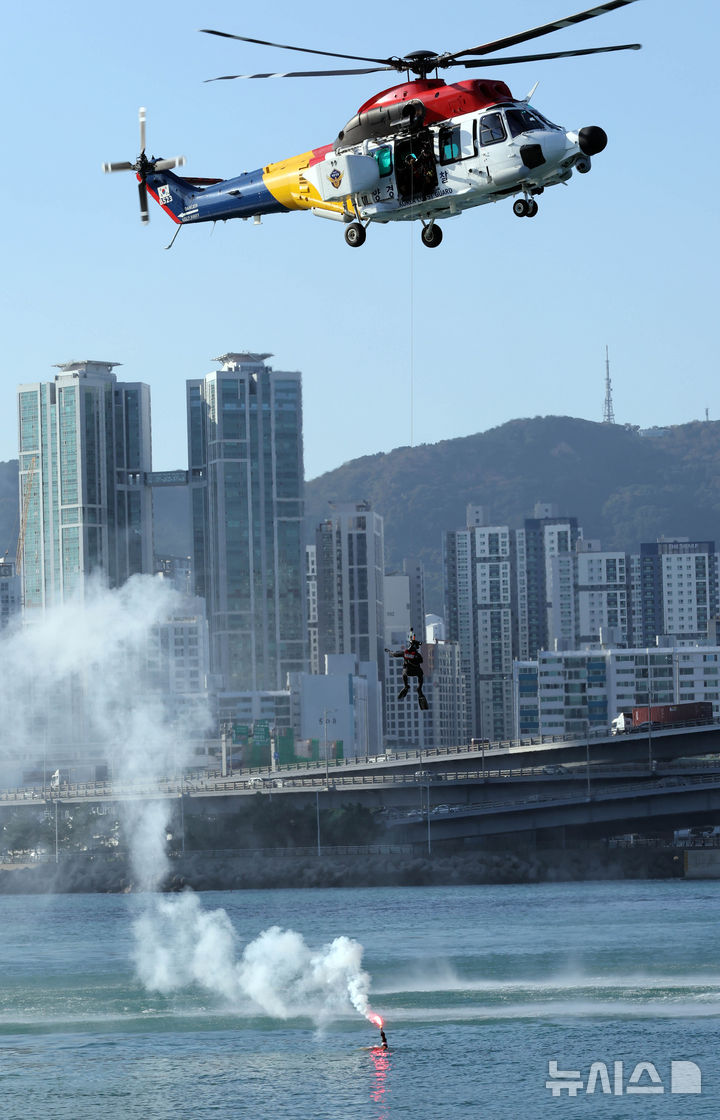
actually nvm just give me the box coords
[187,353,306,692]
[16,361,153,610]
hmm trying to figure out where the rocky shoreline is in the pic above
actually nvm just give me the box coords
[0,846,684,894]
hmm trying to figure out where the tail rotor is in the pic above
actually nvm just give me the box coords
[103,107,186,224]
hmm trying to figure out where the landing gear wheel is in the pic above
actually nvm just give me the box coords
[345,222,366,247]
[526,199,539,217]
[421,224,443,248]
[513,199,529,217]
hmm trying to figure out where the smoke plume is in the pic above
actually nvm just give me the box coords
[1,578,381,1028]
[0,575,210,889]
[133,891,376,1024]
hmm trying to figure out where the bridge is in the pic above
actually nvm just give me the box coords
[3,722,719,848]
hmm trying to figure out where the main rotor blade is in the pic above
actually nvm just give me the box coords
[200,28,393,66]
[102,161,134,173]
[139,107,147,153]
[445,0,640,62]
[457,42,642,68]
[138,179,149,224]
[205,65,395,82]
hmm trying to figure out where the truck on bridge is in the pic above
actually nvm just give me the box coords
[611,701,713,735]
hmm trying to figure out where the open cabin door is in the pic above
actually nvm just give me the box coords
[393,131,438,201]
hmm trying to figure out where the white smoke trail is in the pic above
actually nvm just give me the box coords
[0,575,210,890]
[0,579,381,1027]
[133,891,377,1025]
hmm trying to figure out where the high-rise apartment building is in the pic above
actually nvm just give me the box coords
[315,501,385,669]
[442,521,474,724]
[17,360,153,609]
[402,556,426,638]
[147,592,210,711]
[548,539,630,650]
[514,645,720,738]
[516,503,582,659]
[187,353,306,693]
[633,539,718,646]
[305,544,320,674]
[384,571,466,749]
[443,505,516,739]
[0,561,21,630]
[444,503,588,737]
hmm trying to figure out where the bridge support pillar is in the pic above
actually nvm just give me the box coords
[537,826,568,849]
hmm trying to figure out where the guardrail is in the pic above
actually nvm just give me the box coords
[1,721,719,805]
[7,718,717,804]
[3,764,720,808]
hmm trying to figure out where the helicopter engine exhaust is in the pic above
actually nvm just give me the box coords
[578,126,608,156]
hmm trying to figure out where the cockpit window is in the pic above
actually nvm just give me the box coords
[532,108,563,131]
[479,113,506,146]
[505,109,544,137]
[373,146,393,177]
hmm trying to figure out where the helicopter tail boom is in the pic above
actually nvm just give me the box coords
[144,168,205,224]
[144,164,301,225]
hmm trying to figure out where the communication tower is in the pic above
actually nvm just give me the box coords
[602,346,615,424]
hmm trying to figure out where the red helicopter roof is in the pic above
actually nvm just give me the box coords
[357,78,515,125]
[308,75,517,168]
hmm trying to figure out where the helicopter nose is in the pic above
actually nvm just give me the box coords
[578,126,607,156]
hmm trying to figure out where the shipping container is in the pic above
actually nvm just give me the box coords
[631,702,713,726]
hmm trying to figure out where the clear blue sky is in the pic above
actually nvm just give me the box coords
[2,0,715,479]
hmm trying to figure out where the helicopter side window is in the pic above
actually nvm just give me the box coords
[439,126,461,165]
[505,109,543,137]
[479,113,506,146]
[373,146,393,178]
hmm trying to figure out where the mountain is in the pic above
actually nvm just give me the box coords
[305,416,720,613]
[4,416,720,615]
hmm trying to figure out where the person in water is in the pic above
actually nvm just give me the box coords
[379,1029,388,1050]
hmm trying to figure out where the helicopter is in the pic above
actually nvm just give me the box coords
[103,0,641,249]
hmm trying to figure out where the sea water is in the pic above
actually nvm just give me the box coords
[0,879,718,1119]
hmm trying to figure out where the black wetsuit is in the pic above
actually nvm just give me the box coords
[389,643,424,698]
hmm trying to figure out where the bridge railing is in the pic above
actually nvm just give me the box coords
[3,761,720,808]
[3,720,718,803]
[227,716,719,777]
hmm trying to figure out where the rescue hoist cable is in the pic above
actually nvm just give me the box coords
[409,222,415,449]
[408,144,416,449]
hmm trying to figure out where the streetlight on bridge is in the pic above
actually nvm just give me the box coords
[319,708,338,785]
[315,709,337,857]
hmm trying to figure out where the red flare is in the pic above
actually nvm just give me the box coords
[367,1011,384,1030]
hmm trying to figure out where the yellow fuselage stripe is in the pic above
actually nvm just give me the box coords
[262,149,353,215]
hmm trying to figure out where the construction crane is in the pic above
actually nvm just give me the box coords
[16,455,37,574]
